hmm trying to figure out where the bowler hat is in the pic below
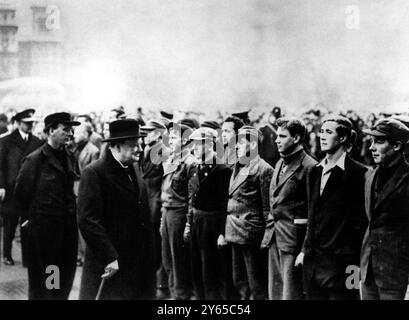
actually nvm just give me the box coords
[363,118,409,143]
[103,119,146,142]
[44,112,80,130]
[14,109,36,122]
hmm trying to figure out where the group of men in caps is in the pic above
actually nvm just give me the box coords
[1,106,409,301]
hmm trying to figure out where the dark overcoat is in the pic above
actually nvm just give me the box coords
[360,159,409,289]
[14,143,79,299]
[302,156,367,289]
[0,129,43,216]
[77,149,155,300]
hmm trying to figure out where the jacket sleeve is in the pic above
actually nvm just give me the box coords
[260,163,274,222]
[14,156,38,221]
[301,166,314,253]
[77,166,119,266]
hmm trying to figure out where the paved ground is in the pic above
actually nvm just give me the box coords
[0,237,82,300]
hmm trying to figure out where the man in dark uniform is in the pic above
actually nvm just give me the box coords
[360,118,409,300]
[140,120,169,299]
[77,119,155,300]
[14,112,80,300]
[0,109,43,266]
[184,127,232,299]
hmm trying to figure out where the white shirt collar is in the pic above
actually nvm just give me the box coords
[19,129,28,141]
[110,149,128,169]
[317,151,346,174]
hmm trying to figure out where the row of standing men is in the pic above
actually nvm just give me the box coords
[1,108,409,300]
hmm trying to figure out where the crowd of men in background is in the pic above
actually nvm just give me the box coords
[0,104,409,300]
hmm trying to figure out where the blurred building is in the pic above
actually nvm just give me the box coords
[0,0,64,81]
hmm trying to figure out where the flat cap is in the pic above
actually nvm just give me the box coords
[189,127,218,141]
[363,118,409,143]
[141,120,166,132]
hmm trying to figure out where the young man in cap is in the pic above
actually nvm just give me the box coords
[0,109,43,266]
[224,126,274,300]
[160,122,196,300]
[14,112,80,299]
[261,118,317,300]
[360,118,409,300]
[140,120,169,299]
[184,127,232,299]
[295,115,367,300]
[77,119,155,300]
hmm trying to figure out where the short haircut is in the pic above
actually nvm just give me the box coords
[276,117,307,142]
[78,115,93,124]
[44,122,60,135]
[322,115,353,147]
[223,116,244,133]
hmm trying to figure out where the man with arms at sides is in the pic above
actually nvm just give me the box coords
[295,115,367,300]
[224,126,274,300]
[77,119,155,299]
[184,127,232,299]
[360,118,409,300]
[160,122,196,300]
[0,109,43,266]
[221,116,244,168]
[140,120,170,299]
[261,118,317,300]
[15,112,80,299]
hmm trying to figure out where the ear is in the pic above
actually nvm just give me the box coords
[393,141,403,152]
[339,135,347,144]
[293,134,301,145]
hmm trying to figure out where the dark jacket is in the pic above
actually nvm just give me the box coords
[14,143,78,221]
[303,155,367,288]
[262,149,317,253]
[225,155,274,245]
[77,149,155,300]
[0,129,43,216]
[188,162,232,233]
[360,159,409,289]
[141,141,166,223]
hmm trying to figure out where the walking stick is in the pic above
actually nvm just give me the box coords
[95,278,106,300]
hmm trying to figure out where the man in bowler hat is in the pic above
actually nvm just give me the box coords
[14,112,80,299]
[77,119,155,299]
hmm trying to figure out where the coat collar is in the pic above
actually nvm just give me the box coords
[364,167,377,220]
[10,129,31,148]
[104,149,141,196]
[229,155,260,195]
[272,149,306,192]
[41,143,77,177]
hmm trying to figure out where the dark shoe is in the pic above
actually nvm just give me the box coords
[3,257,15,265]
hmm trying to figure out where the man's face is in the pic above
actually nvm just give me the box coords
[236,136,251,161]
[193,140,212,162]
[19,121,34,134]
[369,136,400,165]
[221,121,235,146]
[320,121,342,154]
[74,124,89,144]
[50,123,74,148]
[118,138,141,164]
[276,127,297,155]
[168,129,182,154]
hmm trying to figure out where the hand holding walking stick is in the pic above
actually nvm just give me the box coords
[95,260,119,300]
